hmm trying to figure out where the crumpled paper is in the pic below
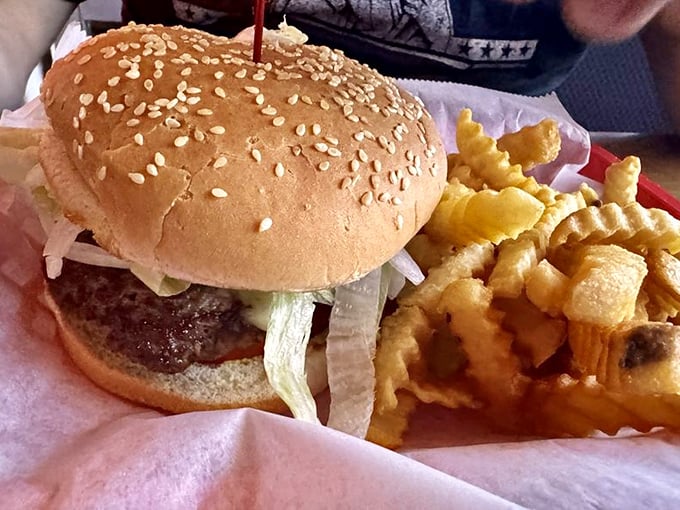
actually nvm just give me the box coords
[2,26,680,510]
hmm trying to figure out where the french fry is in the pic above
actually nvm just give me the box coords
[439,278,527,405]
[549,202,680,254]
[525,259,570,317]
[399,241,495,314]
[603,155,641,206]
[563,245,647,326]
[497,118,562,171]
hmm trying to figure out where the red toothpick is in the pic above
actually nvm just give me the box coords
[253,0,266,63]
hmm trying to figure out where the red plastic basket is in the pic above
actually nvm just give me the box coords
[579,144,680,218]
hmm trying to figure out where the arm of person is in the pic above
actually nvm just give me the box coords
[0,0,76,111]
[640,1,680,133]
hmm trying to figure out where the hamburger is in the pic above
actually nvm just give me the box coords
[35,23,446,431]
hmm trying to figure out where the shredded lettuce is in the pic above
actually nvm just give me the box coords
[325,265,391,437]
[264,292,320,424]
[129,263,191,297]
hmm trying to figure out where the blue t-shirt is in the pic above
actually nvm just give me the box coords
[123,0,587,95]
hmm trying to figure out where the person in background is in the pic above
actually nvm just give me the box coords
[0,0,678,132]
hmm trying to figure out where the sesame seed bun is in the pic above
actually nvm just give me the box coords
[39,23,447,291]
[43,285,329,413]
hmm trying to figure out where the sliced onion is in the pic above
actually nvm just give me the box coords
[387,270,406,300]
[326,266,389,437]
[264,292,320,424]
[42,217,83,278]
[129,263,191,297]
[389,248,425,286]
[66,242,130,269]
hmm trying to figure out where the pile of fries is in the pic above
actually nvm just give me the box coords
[368,109,680,448]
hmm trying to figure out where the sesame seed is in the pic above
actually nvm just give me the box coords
[319,99,330,110]
[259,217,273,232]
[295,124,306,136]
[78,107,87,120]
[235,69,247,79]
[255,94,265,105]
[301,95,313,105]
[214,87,227,98]
[174,136,189,147]
[127,119,140,127]
[187,87,202,94]
[97,166,107,181]
[134,133,144,146]
[396,214,404,230]
[312,124,321,136]
[378,192,391,202]
[253,72,266,81]
[154,152,166,167]
[272,116,286,127]
[165,117,181,128]
[343,105,353,116]
[134,102,147,116]
[211,187,228,198]
[84,131,94,145]
[125,69,141,80]
[72,117,79,129]
[79,93,94,106]
[324,136,339,145]
[148,111,162,119]
[340,176,353,189]
[370,175,380,189]
[261,106,277,116]
[274,162,285,177]
[288,94,299,105]
[197,108,213,116]
[128,172,145,184]
[251,149,262,162]
[111,104,125,113]
[108,76,121,87]
[102,102,111,114]
[77,54,92,65]
[73,73,83,85]
[213,156,228,168]
[358,149,368,162]
[360,191,374,206]
[350,160,360,172]
[318,161,330,171]
[353,132,365,142]
[77,144,83,159]
[209,126,225,135]
[214,71,224,79]
[314,142,329,153]
[400,177,411,191]
[146,164,159,176]
[292,146,302,156]
[327,148,342,157]
[181,67,192,76]
[244,86,260,94]
[194,130,205,142]
[186,97,201,105]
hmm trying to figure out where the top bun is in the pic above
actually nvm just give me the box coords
[40,23,447,291]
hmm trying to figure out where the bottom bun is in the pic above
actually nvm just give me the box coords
[43,286,328,414]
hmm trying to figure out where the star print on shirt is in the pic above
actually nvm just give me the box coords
[501,44,514,58]
[458,41,472,56]
[185,4,195,20]
[481,42,493,58]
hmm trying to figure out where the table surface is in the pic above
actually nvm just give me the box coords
[597,134,680,199]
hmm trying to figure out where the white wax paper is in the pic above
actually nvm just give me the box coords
[2,25,680,509]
